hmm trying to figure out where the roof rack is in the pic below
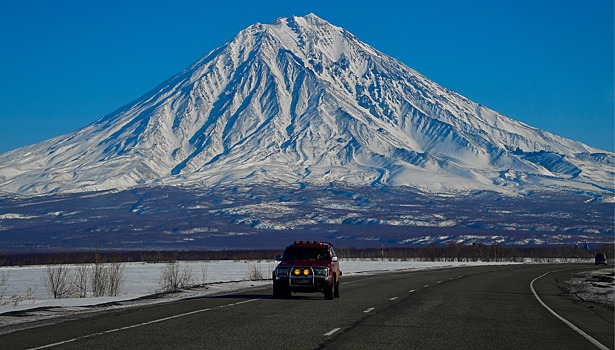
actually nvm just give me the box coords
[292,241,333,246]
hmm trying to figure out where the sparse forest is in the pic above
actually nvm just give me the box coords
[1,243,612,267]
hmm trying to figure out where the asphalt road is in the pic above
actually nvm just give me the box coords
[1,264,612,350]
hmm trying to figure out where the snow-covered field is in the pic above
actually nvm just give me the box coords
[0,260,611,330]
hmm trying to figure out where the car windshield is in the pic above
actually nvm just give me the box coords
[284,247,328,260]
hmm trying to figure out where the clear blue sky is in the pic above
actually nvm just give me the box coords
[0,0,613,153]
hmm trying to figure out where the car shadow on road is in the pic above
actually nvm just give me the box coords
[183,293,327,301]
[183,293,271,301]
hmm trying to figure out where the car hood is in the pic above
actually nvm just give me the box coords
[277,260,331,268]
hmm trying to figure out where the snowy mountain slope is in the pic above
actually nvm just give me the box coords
[0,13,612,195]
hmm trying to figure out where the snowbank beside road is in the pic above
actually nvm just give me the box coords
[564,268,614,308]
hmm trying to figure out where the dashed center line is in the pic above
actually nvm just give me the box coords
[363,307,375,313]
[409,289,415,293]
[324,328,341,336]
[28,298,263,350]
[389,297,398,301]
[424,284,430,288]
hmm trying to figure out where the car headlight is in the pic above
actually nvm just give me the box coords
[313,267,328,277]
[275,267,291,276]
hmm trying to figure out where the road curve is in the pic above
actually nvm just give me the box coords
[1,264,612,350]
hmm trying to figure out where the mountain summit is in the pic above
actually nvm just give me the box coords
[0,14,612,195]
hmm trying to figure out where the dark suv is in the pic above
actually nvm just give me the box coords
[272,241,341,300]
[595,253,607,265]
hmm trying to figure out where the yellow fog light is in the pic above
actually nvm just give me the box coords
[303,269,310,276]
[294,268,301,276]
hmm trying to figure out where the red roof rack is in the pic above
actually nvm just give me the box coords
[292,241,333,246]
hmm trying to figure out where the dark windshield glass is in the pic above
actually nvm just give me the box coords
[284,247,329,260]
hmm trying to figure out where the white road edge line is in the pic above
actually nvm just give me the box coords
[530,271,609,350]
[28,298,261,350]
[324,328,341,336]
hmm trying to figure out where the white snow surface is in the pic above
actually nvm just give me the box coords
[563,267,614,307]
[0,14,612,196]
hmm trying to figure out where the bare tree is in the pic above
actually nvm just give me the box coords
[91,261,109,297]
[0,271,9,301]
[88,253,126,298]
[200,262,209,285]
[246,262,266,281]
[159,261,194,292]
[73,263,90,298]
[42,265,71,299]
[106,263,125,297]
[180,263,194,288]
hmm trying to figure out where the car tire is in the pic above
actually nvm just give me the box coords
[334,279,340,298]
[324,281,335,300]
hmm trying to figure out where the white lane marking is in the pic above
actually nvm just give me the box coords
[409,289,416,293]
[324,328,341,336]
[424,284,430,288]
[389,297,398,301]
[28,299,261,350]
[363,307,375,313]
[530,271,609,350]
[437,281,443,284]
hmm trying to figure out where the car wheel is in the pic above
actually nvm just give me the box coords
[334,279,340,298]
[324,281,334,300]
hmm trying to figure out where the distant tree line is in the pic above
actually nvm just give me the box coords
[0,243,612,266]
[0,250,279,266]
[336,243,613,262]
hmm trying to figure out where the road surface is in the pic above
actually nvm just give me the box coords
[1,264,612,349]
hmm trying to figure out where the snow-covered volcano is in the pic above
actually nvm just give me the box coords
[0,14,612,195]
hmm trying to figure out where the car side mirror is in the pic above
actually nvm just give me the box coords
[275,255,283,261]
[331,256,338,262]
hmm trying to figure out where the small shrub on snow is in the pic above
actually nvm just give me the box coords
[42,265,71,299]
[0,271,9,301]
[246,262,267,281]
[159,261,194,292]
